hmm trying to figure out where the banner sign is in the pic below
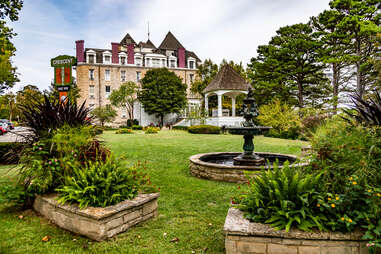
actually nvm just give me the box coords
[50,55,77,86]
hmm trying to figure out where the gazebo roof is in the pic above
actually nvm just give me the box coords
[203,64,249,94]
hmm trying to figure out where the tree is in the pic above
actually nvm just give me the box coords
[46,77,81,103]
[190,59,218,97]
[220,59,247,79]
[109,81,138,126]
[328,0,380,98]
[0,92,16,120]
[91,105,117,127]
[0,0,23,94]
[247,23,330,108]
[138,68,187,127]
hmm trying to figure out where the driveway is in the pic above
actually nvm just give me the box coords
[0,127,31,143]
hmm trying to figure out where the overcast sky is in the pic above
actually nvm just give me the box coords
[9,0,331,92]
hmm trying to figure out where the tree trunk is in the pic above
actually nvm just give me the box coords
[332,63,339,114]
[297,82,304,108]
[355,38,363,98]
[160,114,164,128]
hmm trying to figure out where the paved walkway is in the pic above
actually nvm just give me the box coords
[0,127,31,143]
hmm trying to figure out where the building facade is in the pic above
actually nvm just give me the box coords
[75,31,201,126]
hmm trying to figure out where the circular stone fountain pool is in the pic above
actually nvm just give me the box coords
[189,152,306,183]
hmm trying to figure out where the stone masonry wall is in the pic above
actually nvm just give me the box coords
[224,208,371,254]
[34,193,159,241]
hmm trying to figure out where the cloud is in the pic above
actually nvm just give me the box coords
[8,0,331,93]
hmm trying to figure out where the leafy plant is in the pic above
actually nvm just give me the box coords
[144,127,159,134]
[308,119,381,193]
[56,156,157,209]
[132,125,143,130]
[234,163,325,232]
[116,128,134,134]
[91,105,117,127]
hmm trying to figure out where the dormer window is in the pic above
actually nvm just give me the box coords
[103,51,112,64]
[168,55,177,68]
[135,53,142,66]
[119,52,127,65]
[187,57,196,69]
[86,50,96,64]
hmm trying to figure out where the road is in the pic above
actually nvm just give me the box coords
[0,127,31,143]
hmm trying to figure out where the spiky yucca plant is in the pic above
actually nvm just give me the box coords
[344,91,381,126]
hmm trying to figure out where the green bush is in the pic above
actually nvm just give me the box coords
[144,127,159,134]
[56,157,157,209]
[258,100,302,140]
[115,128,134,134]
[308,120,381,193]
[132,125,143,130]
[234,163,325,232]
[188,125,220,134]
[172,126,188,131]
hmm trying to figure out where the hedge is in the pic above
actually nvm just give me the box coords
[172,126,188,131]
[188,125,221,134]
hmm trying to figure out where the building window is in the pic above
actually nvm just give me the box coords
[135,57,142,66]
[105,69,110,81]
[190,74,194,83]
[121,108,127,118]
[136,71,141,82]
[121,70,126,82]
[120,56,126,65]
[89,85,95,99]
[105,85,111,98]
[89,69,94,80]
[189,61,194,69]
[88,54,95,64]
[162,59,166,67]
[104,55,111,63]
[170,59,176,68]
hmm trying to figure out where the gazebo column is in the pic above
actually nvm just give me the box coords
[204,94,209,117]
[217,92,223,117]
[232,97,236,117]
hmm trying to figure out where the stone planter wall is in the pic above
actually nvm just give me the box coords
[224,208,370,254]
[33,193,159,241]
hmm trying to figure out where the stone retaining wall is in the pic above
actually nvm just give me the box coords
[34,193,159,241]
[224,208,371,254]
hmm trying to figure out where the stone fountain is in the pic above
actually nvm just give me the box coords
[189,87,306,183]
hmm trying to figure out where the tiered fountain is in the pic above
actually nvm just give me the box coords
[189,87,305,183]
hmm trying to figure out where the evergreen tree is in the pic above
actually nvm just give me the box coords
[247,23,330,108]
[138,68,187,127]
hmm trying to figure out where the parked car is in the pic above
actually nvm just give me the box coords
[0,119,14,130]
[0,122,8,134]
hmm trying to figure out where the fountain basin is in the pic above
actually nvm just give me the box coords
[189,152,307,183]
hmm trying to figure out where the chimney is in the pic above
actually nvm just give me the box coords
[178,48,185,68]
[75,40,84,63]
[111,42,119,64]
[127,43,135,64]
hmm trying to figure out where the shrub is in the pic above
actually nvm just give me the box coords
[0,142,20,164]
[144,127,159,134]
[258,100,302,139]
[115,128,134,134]
[93,126,103,135]
[132,125,143,130]
[308,120,381,193]
[343,91,381,126]
[188,125,220,134]
[56,157,157,208]
[172,126,188,131]
[126,119,139,127]
[234,163,325,232]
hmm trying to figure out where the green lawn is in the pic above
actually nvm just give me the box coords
[0,130,307,254]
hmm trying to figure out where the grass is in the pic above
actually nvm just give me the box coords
[0,130,307,254]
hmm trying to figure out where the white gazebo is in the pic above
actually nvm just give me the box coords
[203,65,249,127]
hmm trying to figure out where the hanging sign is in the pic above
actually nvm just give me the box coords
[50,55,77,103]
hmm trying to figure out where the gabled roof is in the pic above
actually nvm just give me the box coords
[138,39,156,49]
[158,31,185,50]
[120,33,136,45]
[186,50,201,62]
[203,65,249,94]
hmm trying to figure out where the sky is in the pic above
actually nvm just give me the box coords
[8,0,331,92]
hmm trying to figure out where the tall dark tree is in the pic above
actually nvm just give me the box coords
[0,0,23,94]
[138,68,187,127]
[328,0,380,98]
[247,23,330,108]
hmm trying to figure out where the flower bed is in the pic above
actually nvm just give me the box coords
[34,193,159,241]
[224,208,368,254]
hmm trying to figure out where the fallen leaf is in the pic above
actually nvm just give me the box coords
[208,223,212,226]
[41,235,50,242]
[18,215,23,219]
[163,232,167,237]
[170,237,179,242]
[72,238,77,242]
